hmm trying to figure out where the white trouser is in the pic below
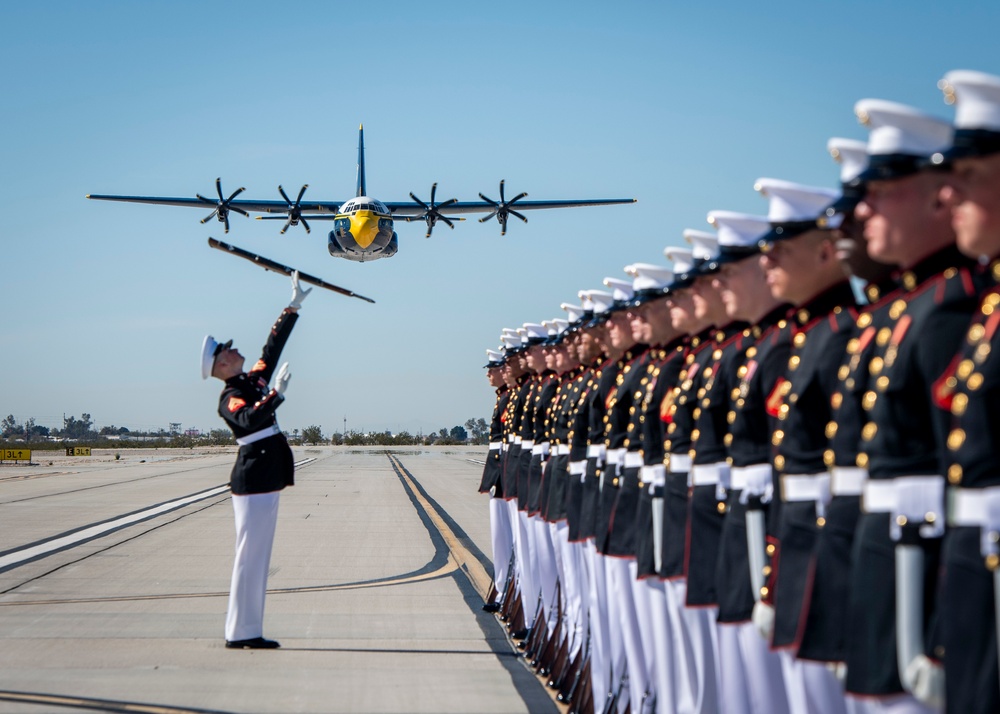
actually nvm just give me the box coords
[672,579,721,714]
[779,651,848,714]
[717,621,790,714]
[515,509,538,627]
[533,515,560,634]
[571,539,591,659]
[843,694,938,714]
[630,566,658,701]
[586,541,613,713]
[643,579,677,714]
[607,557,650,713]
[550,521,576,642]
[226,491,280,642]
[489,497,514,599]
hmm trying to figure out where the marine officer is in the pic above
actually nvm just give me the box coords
[755,177,857,714]
[843,98,973,713]
[934,69,1000,714]
[201,270,311,650]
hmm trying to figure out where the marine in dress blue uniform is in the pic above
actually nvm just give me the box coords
[201,270,311,650]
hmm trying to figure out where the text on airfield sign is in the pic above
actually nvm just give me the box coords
[66,447,91,456]
[2,449,31,462]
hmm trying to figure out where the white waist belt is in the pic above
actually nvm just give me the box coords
[831,467,868,496]
[668,452,692,473]
[237,424,280,446]
[948,487,1000,526]
[862,479,897,513]
[508,435,516,444]
[521,439,534,449]
[862,475,945,515]
[730,464,772,491]
[532,442,550,456]
[607,448,626,466]
[691,462,726,486]
[569,461,586,476]
[489,441,502,451]
[514,436,522,445]
[625,451,644,469]
[555,444,570,456]
[587,444,606,460]
[781,473,829,502]
[642,464,666,488]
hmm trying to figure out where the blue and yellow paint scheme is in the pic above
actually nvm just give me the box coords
[87,124,635,263]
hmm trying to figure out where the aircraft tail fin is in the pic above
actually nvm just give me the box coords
[356,123,366,197]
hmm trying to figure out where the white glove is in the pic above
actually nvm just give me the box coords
[289,270,312,310]
[752,601,775,641]
[904,654,945,709]
[274,362,291,395]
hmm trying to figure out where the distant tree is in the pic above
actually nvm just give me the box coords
[466,417,488,445]
[301,425,324,445]
[1,414,19,437]
[330,432,344,445]
[208,429,235,445]
[438,428,448,439]
[62,414,94,439]
[450,425,468,442]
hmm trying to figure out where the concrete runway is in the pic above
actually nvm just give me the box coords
[0,446,556,714]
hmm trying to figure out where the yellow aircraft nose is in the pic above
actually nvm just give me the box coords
[351,212,380,249]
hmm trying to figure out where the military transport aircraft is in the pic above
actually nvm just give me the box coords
[87,125,636,263]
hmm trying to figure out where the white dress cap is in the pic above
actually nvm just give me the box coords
[940,70,1000,132]
[561,302,586,323]
[578,290,595,310]
[551,318,569,333]
[854,98,952,157]
[584,290,615,315]
[827,138,869,184]
[603,277,635,303]
[754,178,839,222]
[626,262,673,291]
[521,323,548,344]
[501,334,520,351]
[706,210,771,249]
[664,247,694,277]
[684,229,719,262]
[485,349,504,364]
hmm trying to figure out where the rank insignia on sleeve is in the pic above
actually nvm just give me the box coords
[660,389,677,423]
[932,355,960,412]
[227,397,246,413]
[766,378,789,417]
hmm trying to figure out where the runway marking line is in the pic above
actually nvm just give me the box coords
[0,690,231,714]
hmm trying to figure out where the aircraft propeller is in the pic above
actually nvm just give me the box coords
[256,184,311,234]
[409,183,460,238]
[478,180,528,235]
[196,178,248,233]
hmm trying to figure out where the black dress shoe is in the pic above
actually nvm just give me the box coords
[225,637,280,649]
[511,627,530,640]
[482,602,501,613]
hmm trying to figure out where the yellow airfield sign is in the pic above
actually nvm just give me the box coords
[2,449,31,462]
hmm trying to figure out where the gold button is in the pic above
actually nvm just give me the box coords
[778,404,789,420]
[825,422,838,439]
[693,407,702,419]
[824,449,835,466]
[876,375,890,391]
[761,586,770,598]
[890,299,907,320]
[780,381,793,396]
[788,355,801,370]
[724,433,734,446]
[857,452,869,468]
[774,455,785,470]
[613,477,619,487]
[897,515,908,527]
[976,343,992,362]
[969,373,984,390]
[902,272,917,290]
[831,392,843,409]
[817,517,826,528]
[794,332,807,348]
[746,347,758,358]
[869,356,884,375]
[857,313,872,329]
[668,423,677,434]
[847,338,860,355]
[702,398,711,408]
[862,423,878,441]
[987,553,1000,571]
[688,449,696,459]
[762,565,772,577]
[772,430,784,445]
[862,391,877,411]
[692,429,701,440]
[952,393,969,416]
[968,323,986,343]
[727,411,736,424]
[797,309,810,324]
[766,544,776,556]
[948,428,966,450]
[958,359,976,380]
[732,387,741,400]
[948,464,963,484]
[737,366,748,378]
[838,365,851,381]
[717,502,727,514]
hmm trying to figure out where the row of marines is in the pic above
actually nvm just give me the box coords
[477,69,1000,714]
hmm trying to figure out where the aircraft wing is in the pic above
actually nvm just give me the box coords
[85,194,344,215]
[384,198,636,217]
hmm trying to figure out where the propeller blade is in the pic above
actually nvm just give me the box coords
[479,210,498,223]
[437,197,458,210]
[226,187,246,203]
[278,185,292,205]
[409,192,428,210]
[215,178,224,202]
[230,206,250,218]
[499,179,506,203]
[208,237,376,303]
[508,192,528,205]
[441,216,455,229]
[295,184,308,205]
[300,217,311,234]
[280,218,292,235]
[510,209,528,223]
[200,209,218,224]
[478,193,498,207]
[224,213,231,233]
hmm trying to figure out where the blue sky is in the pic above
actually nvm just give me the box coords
[1,1,997,437]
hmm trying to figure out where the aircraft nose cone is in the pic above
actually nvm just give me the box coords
[353,214,379,248]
